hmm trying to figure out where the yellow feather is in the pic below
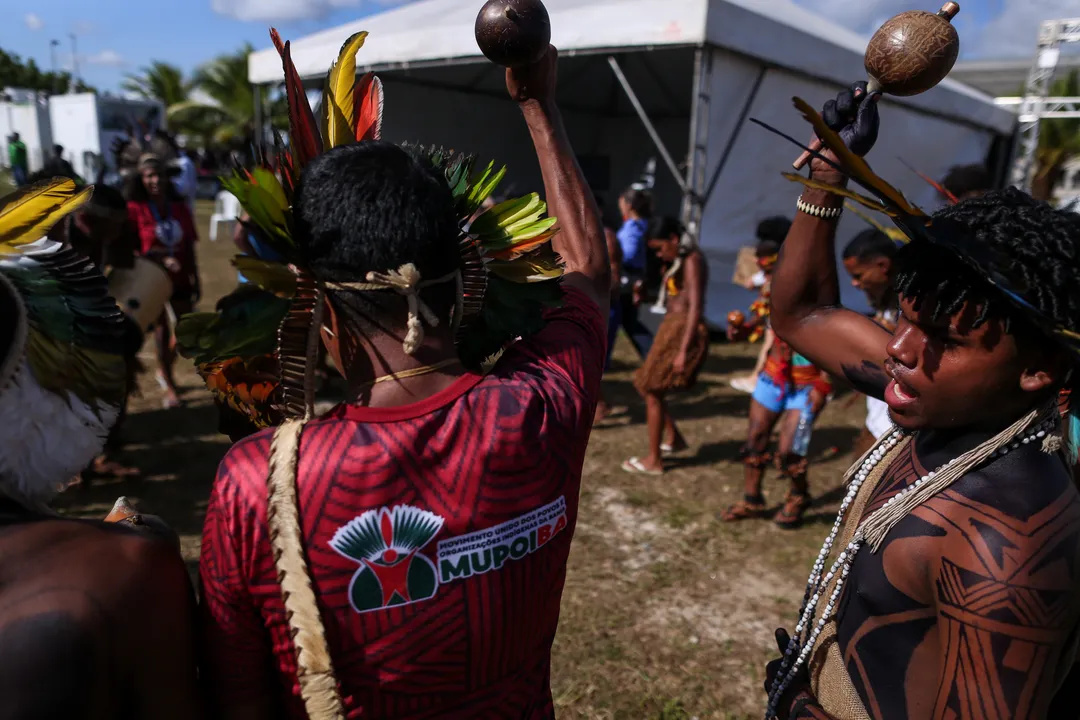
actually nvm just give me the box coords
[324,31,369,148]
[843,202,910,244]
[0,179,92,252]
[844,203,888,232]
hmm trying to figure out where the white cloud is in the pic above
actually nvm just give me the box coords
[83,50,126,67]
[211,0,360,22]
[71,20,96,36]
[794,0,1078,60]
[211,0,412,22]
[24,13,44,31]
[968,0,1078,58]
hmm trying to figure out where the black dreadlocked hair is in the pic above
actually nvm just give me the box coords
[894,187,1080,338]
[756,216,791,258]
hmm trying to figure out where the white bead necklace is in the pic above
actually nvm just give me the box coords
[764,419,1055,719]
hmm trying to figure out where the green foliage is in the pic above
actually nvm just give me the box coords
[122,61,191,107]
[1038,70,1080,157]
[0,47,94,94]
[1031,70,1080,200]
[123,45,285,151]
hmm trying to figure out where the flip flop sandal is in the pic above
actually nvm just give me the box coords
[660,443,690,457]
[621,457,663,476]
[774,493,812,530]
[719,499,768,522]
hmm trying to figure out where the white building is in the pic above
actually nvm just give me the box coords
[0,89,53,172]
[49,93,165,181]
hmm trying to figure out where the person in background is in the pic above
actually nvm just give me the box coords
[50,183,144,482]
[44,145,77,180]
[126,153,200,409]
[940,163,993,202]
[7,133,27,186]
[727,217,792,393]
[172,145,199,214]
[722,218,832,528]
[622,218,708,475]
[614,186,655,359]
[595,220,625,422]
[198,46,610,718]
[841,229,899,457]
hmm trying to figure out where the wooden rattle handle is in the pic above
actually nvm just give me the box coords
[792,141,823,171]
[790,82,876,170]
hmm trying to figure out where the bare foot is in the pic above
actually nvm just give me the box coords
[91,456,140,478]
[594,400,611,424]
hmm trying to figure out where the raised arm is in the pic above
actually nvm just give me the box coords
[769,85,892,399]
[507,47,610,314]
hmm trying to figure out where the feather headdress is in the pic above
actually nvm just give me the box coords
[174,30,566,719]
[177,29,563,427]
[0,178,128,507]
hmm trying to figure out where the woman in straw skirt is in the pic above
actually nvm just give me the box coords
[622,217,708,475]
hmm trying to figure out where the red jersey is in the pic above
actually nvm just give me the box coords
[200,287,605,718]
[126,199,198,291]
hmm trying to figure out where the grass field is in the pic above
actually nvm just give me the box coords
[54,200,869,719]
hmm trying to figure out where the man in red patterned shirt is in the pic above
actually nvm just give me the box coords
[199,47,609,718]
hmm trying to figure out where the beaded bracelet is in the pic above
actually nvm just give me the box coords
[796,196,843,220]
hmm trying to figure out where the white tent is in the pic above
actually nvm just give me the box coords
[248,0,1016,324]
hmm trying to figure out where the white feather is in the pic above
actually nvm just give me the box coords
[0,361,118,505]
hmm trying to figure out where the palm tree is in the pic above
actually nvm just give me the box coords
[171,44,280,150]
[1030,70,1080,202]
[122,61,191,108]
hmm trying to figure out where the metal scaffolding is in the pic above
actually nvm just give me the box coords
[1009,17,1080,191]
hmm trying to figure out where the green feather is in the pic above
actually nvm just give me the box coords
[176,288,290,365]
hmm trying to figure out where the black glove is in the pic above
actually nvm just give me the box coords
[764,628,811,718]
[820,81,882,158]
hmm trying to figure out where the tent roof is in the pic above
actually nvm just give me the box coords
[248,0,1016,134]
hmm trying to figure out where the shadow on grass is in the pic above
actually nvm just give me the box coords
[53,398,230,541]
[663,425,862,472]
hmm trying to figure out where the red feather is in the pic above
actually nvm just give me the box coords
[269,28,323,169]
[899,158,959,205]
[354,73,384,142]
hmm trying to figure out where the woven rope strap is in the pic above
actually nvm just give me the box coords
[268,418,345,719]
[327,264,459,356]
[265,282,344,719]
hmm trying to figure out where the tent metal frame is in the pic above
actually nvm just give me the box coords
[1008,17,1080,191]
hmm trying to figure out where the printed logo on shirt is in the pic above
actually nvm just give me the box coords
[436,497,567,585]
[329,497,568,615]
[329,505,444,615]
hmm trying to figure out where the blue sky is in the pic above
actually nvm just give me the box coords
[0,0,1067,92]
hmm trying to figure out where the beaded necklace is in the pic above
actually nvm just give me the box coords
[765,414,1059,718]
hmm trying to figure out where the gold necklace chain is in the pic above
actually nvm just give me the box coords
[354,358,462,394]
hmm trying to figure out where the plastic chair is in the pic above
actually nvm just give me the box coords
[208,190,240,242]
